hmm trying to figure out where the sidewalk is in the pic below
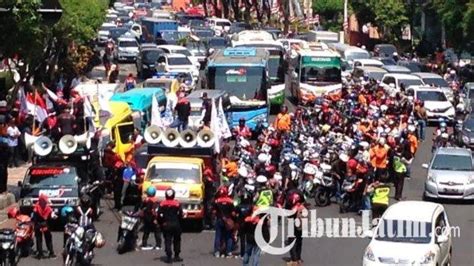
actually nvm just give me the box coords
[0,164,29,228]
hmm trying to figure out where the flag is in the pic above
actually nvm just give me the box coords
[210,99,220,154]
[151,93,163,128]
[218,98,232,139]
[42,83,59,102]
[18,87,28,115]
[98,90,111,126]
[161,98,174,128]
[83,96,94,118]
[26,91,48,123]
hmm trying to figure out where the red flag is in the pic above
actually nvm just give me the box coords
[26,91,48,122]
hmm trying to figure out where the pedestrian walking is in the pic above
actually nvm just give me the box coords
[139,186,162,250]
[158,189,184,264]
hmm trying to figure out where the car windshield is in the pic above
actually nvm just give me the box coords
[162,31,180,41]
[375,219,432,244]
[119,41,137,47]
[208,66,265,100]
[216,21,231,27]
[195,30,214,38]
[173,49,192,57]
[168,57,191,65]
[398,79,423,87]
[100,26,115,31]
[345,52,370,61]
[402,63,421,72]
[367,71,386,81]
[110,28,128,38]
[423,78,449,87]
[143,50,162,63]
[380,58,396,65]
[189,20,206,27]
[208,38,227,47]
[25,167,77,188]
[146,163,200,183]
[432,154,473,171]
[376,46,397,57]
[417,91,447,102]
[301,67,341,84]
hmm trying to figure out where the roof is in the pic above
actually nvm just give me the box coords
[383,201,443,223]
[207,17,230,22]
[117,37,137,42]
[383,73,421,79]
[188,89,226,99]
[165,53,187,58]
[412,72,443,79]
[383,65,411,73]
[157,45,187,50]
[208,48,268,66]
[354,59,383,66]
[148,156,204,165]
[436,147,472,156]
[110,88,165,111]
[356,66,387,73]
[141,17,176,23]
[409,85,442,92]
[298,49,340,57]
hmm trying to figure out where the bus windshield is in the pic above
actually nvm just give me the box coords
[208,66,266,101]
[301,67,341,84]
[268,50,285,84]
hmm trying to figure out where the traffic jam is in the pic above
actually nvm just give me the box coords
[0,0,473,266]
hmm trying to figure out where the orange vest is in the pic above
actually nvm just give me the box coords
[370,145,388,169]
[408,134,418,154]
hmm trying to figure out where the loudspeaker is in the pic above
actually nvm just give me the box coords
[33,136,53,156]
[24,133,39,148]
[197,129,215,148]
[179,129,197,148]
[75,132,91,149]
[59,135,77,155]
[162,128,180,147]
[144,125,163,144]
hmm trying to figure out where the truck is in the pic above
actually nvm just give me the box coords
[306,30,339,44]
[141,18,178,42]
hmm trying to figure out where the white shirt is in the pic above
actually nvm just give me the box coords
[7,126,20,147]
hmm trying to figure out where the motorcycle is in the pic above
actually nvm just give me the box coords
[314,173,340,207]
[116,211,140,254]
[13,215,33,263]
[0,229,16,266]
[63,225,97,266]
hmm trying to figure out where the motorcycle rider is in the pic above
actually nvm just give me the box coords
[139,186,161,250]
[32,194,57,259]
[158,189,184,263]
[254,175,273,208]
[234,118,252,139]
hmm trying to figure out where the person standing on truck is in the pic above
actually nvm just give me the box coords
[32,194,57,259]
[56,106,76,138]
[201,92,212,127]
[158,189,184,263]
[125,73,137,91]
[172,92,191,131]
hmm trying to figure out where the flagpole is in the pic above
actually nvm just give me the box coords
[32,86,37,134]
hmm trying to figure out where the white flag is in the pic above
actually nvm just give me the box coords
[161,98,174,128]
[151,93,163,127]
[98,91,111,126]
[42,83,59,102]
[210,99,220,154]
[218,98,232,139]
[83,96,94,118]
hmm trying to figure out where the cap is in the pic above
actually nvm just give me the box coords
[256,175,268,183]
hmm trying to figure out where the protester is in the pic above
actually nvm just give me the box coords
[139,186,162,250]
[56,106,76,137]
[158,189,184,263]
[213,186,235,258]
[32,194,57,259]
[124,73,137,90]
[6,118,21,167]
[172,92,191,131]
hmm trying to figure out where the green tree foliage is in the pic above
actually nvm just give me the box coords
[312,0,343,32]
[433,0,473,51]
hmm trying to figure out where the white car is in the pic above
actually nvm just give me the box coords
[206,18,231,36]
[413,72,453,101]
[115,37,139,62]
[406,86,455,122]
[155,54,199,81]
[157,45,200,70]
[381,73,425,96]
[97,23,117,45]
[363,201,453,266]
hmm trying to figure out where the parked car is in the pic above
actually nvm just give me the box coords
[423,147,474,200]
[406,86,455,122]
[352,66,387,82]
[157,44,200,70]
[363,201,453,266]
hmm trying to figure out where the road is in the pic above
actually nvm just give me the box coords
[11,63,474,265]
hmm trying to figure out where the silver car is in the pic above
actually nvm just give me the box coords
[423,147,474,200]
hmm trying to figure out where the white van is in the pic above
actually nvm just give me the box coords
[206,18,231,36]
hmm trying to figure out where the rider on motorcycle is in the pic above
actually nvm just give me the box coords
[234,118,252,139]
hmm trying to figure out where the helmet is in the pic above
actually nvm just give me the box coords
[80,195,91,207]
[61,206,74,218]
[256,175,268,183]
[378,137,386,145]
[441,133,449,139]
[239,117,246,123]
[165,188,175,200]
[146,186,156,197]
[440,122,447,128]
[288,192,301,206]
[258,153,269,164]
[95,232,106,248]
[7,207,19,219]
[217,186,229,197]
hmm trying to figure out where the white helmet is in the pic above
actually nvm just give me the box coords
[256,175,268,183]
[303,164,317,175]
[238,166,249,178]
[378,137,386,145]
[258,153,270,164]
[240,139,250,148]
[274,172,282,181]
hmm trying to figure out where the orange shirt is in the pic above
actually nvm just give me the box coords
[370,145,388,169]
[274,113,291,132]
[358,94,367,106]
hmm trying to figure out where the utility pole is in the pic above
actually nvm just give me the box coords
[343,0,348,43]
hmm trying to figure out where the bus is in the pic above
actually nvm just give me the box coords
[287,48,342,105]
[232,32,286,111]
[206,47,269,131]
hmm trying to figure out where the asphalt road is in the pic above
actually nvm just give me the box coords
[15,63,474,265]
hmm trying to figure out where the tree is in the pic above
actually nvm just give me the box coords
[433,0,473,51]
[312,0,343,32]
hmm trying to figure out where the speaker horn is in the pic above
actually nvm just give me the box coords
[144,125,163,144]
[75,132,91,149]
[33,136,53,156]
[24,133,39,149]
[197,129,215,147]
[59,134,77,155]
[179,129,197,148]
[162,128,180,147]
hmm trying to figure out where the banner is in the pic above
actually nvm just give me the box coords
[218,98,232,139]
[210,99,220,154]
[151,93,163,128]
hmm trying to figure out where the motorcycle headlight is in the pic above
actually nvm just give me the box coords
[364,247,376,261]
[2,242,11,249]
[420,251,436,264]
